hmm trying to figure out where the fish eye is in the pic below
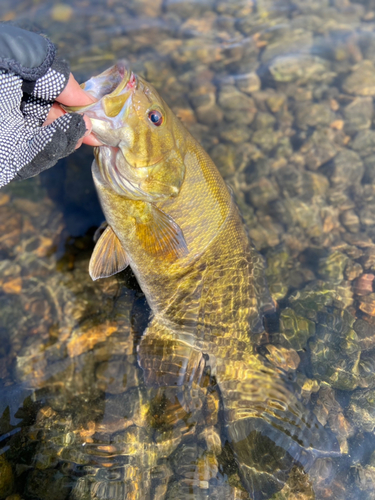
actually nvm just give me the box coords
[148,110,163,126]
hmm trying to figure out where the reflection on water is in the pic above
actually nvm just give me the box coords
[2,0,375,498]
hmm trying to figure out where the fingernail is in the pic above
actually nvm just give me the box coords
[83,90,98,104]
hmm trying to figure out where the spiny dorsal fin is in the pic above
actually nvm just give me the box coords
[89,225,129,281]
[136,205,188,261]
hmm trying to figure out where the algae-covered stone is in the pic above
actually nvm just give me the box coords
[266,93,286,114]
[268,54,331,84]
[218,85,256,125]
[354,319,375,351]
[342,60,375,96]
[264,247,291,301]
[253,111,276,130]
[260,29,314,64]
[341,209,360,234]
[209,143,237,179]
[289,281,352,321]
[351,130,375,157]
[310,309,360,391]
[352,464,375,497]
[358,352,375,389]
[347,388,375,433]
[314,384,354,449]
[363,154,375,184]
[296,102,335,129]
[0,455,13,498]
[279,307,315,351]
[247,177,279,209]
[251,128,280,152]
[358,293,375,317]
[265,345,300,372]
[344,97,373,133]
[359,205,375,229]
[236,72,261,94]
[164,0,215,18]
[330,149,364,188]
[300,128,337,171]
[274,164,327,199]
[318,251,349,283]
[219,125,252,144]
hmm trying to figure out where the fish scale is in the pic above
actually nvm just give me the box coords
[67,62,341,499]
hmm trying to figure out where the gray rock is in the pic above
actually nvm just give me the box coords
[347,388,375,433]
[253,111,276,130]
[295,102,335,129]
[363,154,375,184]
[279,307,315,351]
[351,130,375,157]
[209,143,236,179]
[344,97,373,133]
[329,150,364,188]
[310,309,360,391]
[195,104,224,126]
[219,125,252,144]
[261,29,314,63]
[341,209,360,233]
[342,61,375,96]
[247,177,279,209]
[268,54,332,84]
[359,204,375,228]
[218,85,256,125]
[300,128,338,171]
[235,72,261,94]
[318,251,350,283]
[251,128,280,152]
[164,0,215,18]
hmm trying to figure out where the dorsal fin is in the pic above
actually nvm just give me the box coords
[135,204,188,261]
[89,225,129,281]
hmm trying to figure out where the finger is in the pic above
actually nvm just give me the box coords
[44,102,65,126]
[82,134,104,147]
[56,73,97,106]
[44,105,103,147]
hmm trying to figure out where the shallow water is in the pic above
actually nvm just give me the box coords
[2,0,375,498]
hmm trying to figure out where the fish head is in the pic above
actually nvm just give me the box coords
[69,61,186,200]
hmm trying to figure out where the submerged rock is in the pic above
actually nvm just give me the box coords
[0,455,13,499]
[344,97,373,133]
[269,54,332,84]
[310,309,360,391]
[347,388,375,433]
[329,150,364,189]
[342,61,375,96]
[279,307,315,351]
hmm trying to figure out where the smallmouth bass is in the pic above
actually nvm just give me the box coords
[69,62,340,499]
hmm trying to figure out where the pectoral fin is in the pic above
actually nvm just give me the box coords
[136,205,188,261]
[89,225,129,281]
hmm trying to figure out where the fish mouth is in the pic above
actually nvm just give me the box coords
[62,61,136,115]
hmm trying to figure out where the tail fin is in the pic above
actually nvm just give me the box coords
[217,357,341,499]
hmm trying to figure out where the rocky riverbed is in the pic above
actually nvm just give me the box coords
[2,0,375,498]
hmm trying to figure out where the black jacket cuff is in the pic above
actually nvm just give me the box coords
[0,23,56,81]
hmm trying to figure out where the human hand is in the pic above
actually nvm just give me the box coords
[44,73,103,148]
[0,23,100,188]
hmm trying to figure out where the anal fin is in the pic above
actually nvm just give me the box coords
[89,225,129,281]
